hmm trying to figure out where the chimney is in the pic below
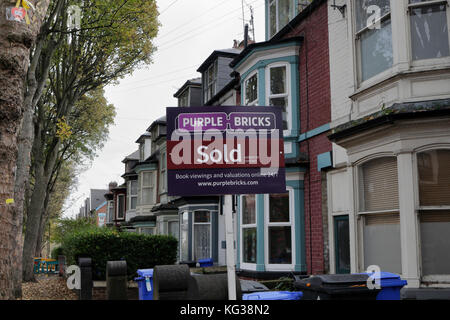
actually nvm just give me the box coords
[244,24,249,48]
[108,181,118,191]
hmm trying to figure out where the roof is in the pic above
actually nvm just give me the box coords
[90,189,109,211]
[173,77,202,98]
[135,131,151,143]
[146,115,166,132]
[122,150,140,163]
[328,98,450,141]
[95,201,107,212]
[197,48,242,73]
[230,36,303,68]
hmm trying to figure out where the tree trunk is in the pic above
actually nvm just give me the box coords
[35,188,51,258]
[0,0,50,300]
[22,131,61,281]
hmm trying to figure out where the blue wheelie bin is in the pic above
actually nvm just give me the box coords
[365,272,408,300]
[135,269,154,300]
[243,291,303,300]
[198,258,213,267]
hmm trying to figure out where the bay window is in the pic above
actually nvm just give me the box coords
[127,180,138,210]
[180,212,189,261]
[417,149,450,276]
[358,157,402,274]
[241,195,257,264]
[244,72,258,106]
[193,210,211,260]
[409,0,450,61]
[140,171,154,205]
[117,194,125,220]
[267,63,290,130]
[107,200,114,223]
[266,190,293,266]
[354,0,393,82]
[268,0,296,38]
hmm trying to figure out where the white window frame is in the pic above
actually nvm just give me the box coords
[268,0,296,38]
[192,210,212,261]
[354,155,402,274]
[407,0,450,67]
[140,170,155,206]
[243,70,259,106]
[264,188,295,271]
[352,0,393,86]
[414,146,450,282]
[127,180,138,211]
[265,62,292,134]
[240,195,258,270]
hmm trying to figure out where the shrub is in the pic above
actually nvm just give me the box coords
[62,228,178,280]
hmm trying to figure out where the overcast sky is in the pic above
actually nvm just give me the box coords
[65,0,266,218]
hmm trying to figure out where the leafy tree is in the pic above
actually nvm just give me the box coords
[21,0,159,282]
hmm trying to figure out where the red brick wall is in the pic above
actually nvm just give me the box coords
[281,3,332,275]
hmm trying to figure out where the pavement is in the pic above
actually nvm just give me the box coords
[21,274,77,300]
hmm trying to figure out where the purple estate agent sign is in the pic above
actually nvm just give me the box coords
[166,106,286,196]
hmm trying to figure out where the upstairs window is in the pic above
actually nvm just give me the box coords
[409,0,450,61]
[268,0,296,38]
[244,72,258,106]
[139,143,145,162]
[160,151,167,193]
[204,60,218,103]
[355,0,393,82]
[267,64,290,130]
[179,89,189,107]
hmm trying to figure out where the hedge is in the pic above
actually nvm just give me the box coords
[61,228,178,280]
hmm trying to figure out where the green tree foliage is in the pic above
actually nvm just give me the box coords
[52,216,98,245]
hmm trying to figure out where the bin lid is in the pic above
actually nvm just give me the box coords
[137,268,154,277]
[362,272,408,288]
[198,258,213,263]
[240,280,270,293]
[294,274,375,294]
[243,291,303,300]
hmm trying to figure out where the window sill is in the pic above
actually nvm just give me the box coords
[350,62,450,101]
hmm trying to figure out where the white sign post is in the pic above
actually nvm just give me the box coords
[224,195,237,300]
